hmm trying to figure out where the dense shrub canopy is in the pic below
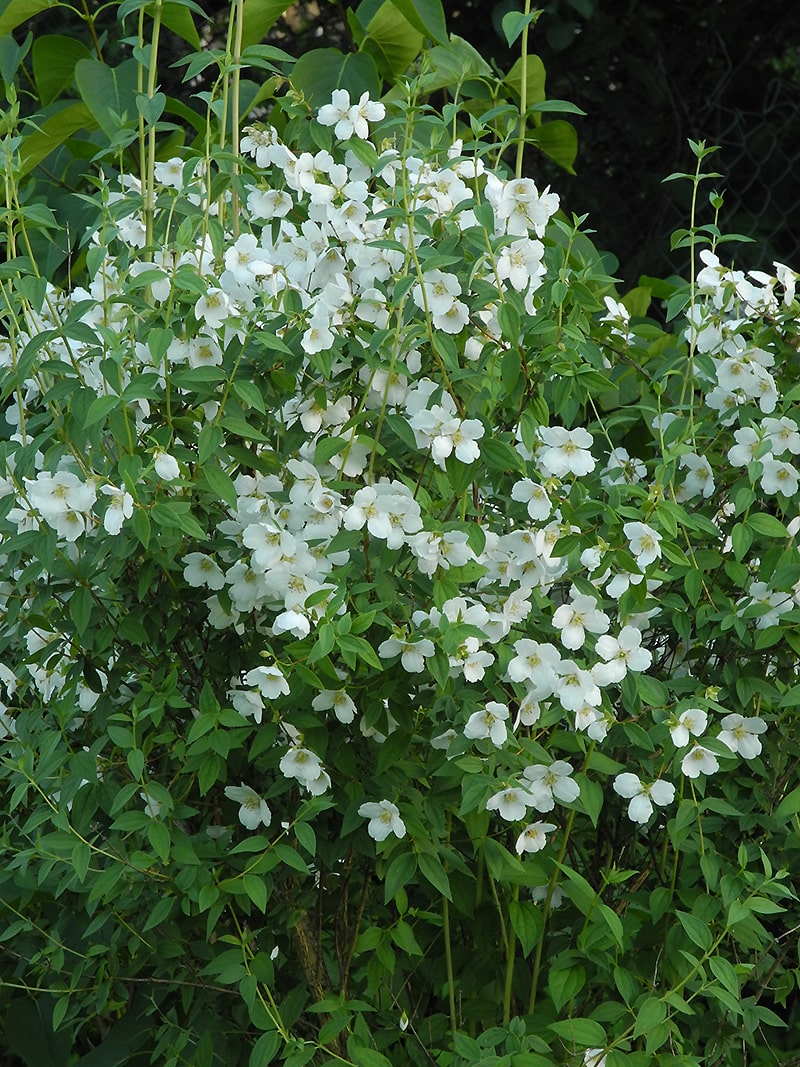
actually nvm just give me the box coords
[2,4,800,1067]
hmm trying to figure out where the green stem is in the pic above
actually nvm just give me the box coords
[443,895,457,1036]
[514,0,532,179]
[528,807,576,1013]
[230,0,244,239]
[503,884,519,1024]
[144,0,164,250]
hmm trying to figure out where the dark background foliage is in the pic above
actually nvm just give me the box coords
[27,0,800,283]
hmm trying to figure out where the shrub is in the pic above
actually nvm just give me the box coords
[1,10,800,1067]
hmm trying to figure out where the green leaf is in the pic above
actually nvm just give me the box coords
[136,90,166,125]
[422,34,492,93]
[32,34,91,105]
[389,0,446,42]
[242,873,268,912]
[131,508,151,548]
[384,851,416,902]
[528,120,578,174]
[501,9,541,47]
[336,633,383,670]
[19,102,97,176]
[528,99,587,116]
[0,0,57,35]
[708,955,740,995]
[555,863,597,916]
[233,380,267,414]
[632,995,666,1038]
[198,422,223,464]
[74,58,140,142]
[69,586,92,637]
[203,464,238,510]
[363,2,423,78]
[127,749,145,779]
[292,48,381,112]
[676,910,712,951]
[775,785,800,821]
[71,840,91,883]
[508,899,544,957]
[220,416,270,442]
[746,512,790,538]
[547,1018,607,1047]
[147,819,171,862]
[240,0,293,50]
[249,1032,281,1066]
[162,0,201,49]
[150,501,206,540]
[84,394,119,428]
[417,851,452,900]
[548,964,586,1012]
[350,1048,393,1067]
[480,437,524,473]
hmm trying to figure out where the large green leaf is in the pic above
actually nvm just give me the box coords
[363,1,423,78]
[19,102,98,175]
[390,0,446,43]
[240,0,291,50]
[74,57,140,142]
[504,54,547,105]
[0,0,56,36]
[292,48,381,111]
[421,34,493,94]
[0,31,31,85]
[162,0,201,49]
[33,35,91,105]
[528,119,578,173]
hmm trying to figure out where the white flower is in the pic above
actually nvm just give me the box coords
[554,659,600,714]
[511,478,552,520]
[153,449,180,481]
[522,761,580,811]
[464,701,510,748]
[154,157,185,188]
[717,713,767,759]
[623,521,662,568]
[537,426,595,477]
[141,789,162,819]
[272,609,311,639]
[100,484,134,534]
[681,743,719,778]
[302,316,335,355]
[245,664,290,699]
[506,639,561,696]
[318,89,385,140]
[613,773,675,823]
[515,821,557,854]
[230,686,265,725]
[760,458,799,496]
[593,626,652,685]
[195,287,232,328]
[670,707,707,748]
[378,636,435,673]
[183,552,226,590]
[677,453,715,500]
[312,688,357,724]
[358,799,406,841]
[224,783,272,829]
[486,787,535,821]
[552,588,610,650]
[279,747,323,783]
[763,415,800,455]
[584,1050,607,1067]
[411,269,461,316]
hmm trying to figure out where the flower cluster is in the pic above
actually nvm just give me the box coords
[2,84,798,1067]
